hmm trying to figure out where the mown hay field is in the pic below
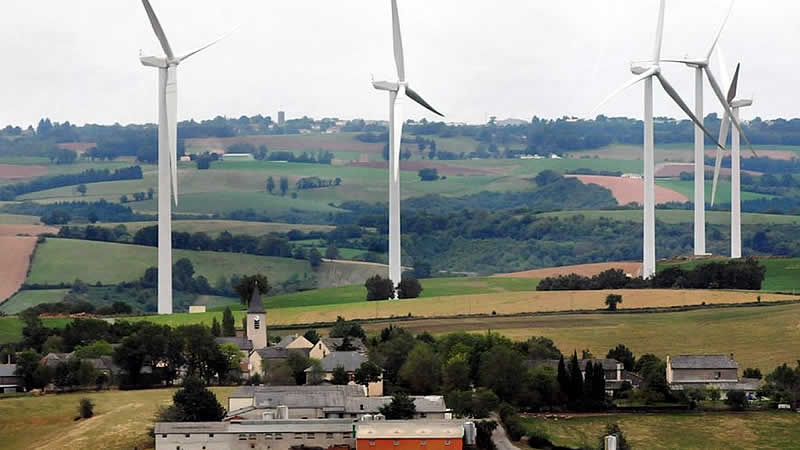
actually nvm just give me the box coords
[0,387,235,450]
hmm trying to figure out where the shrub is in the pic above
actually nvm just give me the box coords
[78,398,94,419]
[397,276,423,299]
[725,391,749,411]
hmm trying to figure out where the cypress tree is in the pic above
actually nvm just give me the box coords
[557,355,569,396]
[211,317,221,337]
[568,351,583,403]
[222,307,236,337]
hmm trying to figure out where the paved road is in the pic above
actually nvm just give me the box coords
[490,416,518,450]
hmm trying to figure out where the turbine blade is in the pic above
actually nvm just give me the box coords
[727,63,740,103]
[590,68,656,117]
[166,66,179,205]
[178,27,237,62]
[406,87,444,117]
[391,0,406,81]
[704,67,755,152]
[706,0,735,60]
[141,0,175,60]
[710,148,722,206]
[391,92,404,183]
[655,72,724,149]
[653,0,666,61]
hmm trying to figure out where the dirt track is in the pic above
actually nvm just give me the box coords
[0,164,48,179]
[494,261,643,278]
[567,174,688,205]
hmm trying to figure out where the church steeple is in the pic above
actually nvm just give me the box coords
[246,281,267,350]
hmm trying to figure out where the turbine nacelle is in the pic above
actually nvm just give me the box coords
[731,98,753,108]
[630,63,656,75]
[372,80,401,92]
[140,55,169,68]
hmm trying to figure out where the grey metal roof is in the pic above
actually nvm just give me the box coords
[0,364,18,377]
[344,396,448,414]
[670,355,739,369]
[231,384,365,401]
[216,337,254,351]
[156,419,355,435]
[314,352,368,372]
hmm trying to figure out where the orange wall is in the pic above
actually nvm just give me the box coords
[357,438,463,450]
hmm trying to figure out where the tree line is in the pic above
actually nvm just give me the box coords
[537,260,767,291]
[0,166,143,201]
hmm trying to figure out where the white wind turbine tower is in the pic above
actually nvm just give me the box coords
[710,56,752,259]
[658,0,754,256]
[139,0,231,314]
[592,0,724,278]
[372,0,443,293]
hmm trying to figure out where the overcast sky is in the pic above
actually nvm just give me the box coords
[1,0,797,127]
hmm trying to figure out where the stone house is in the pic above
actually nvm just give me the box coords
[666,354,761,399]
[309,338,368,360]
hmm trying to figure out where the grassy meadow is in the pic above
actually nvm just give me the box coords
[656,179,773,204]
[523,411,800,450]
[0,387,236,450]
[0,289,69,314]
[28,238,312,285]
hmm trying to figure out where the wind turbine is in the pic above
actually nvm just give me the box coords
[592,0,724,278]
[710,57,751,259]
[139,0,231,314]
[372,0,443,294]
[658,0,755,257]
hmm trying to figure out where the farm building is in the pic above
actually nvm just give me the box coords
[222,153,255,161]
[356,421,466,450]
[0,364,22,393]
[154,418,356,450]
[666,354,761,398]
[225,385,450,421]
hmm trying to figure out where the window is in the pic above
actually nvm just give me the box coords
[445,440,452,446]
[275,433,283,440]
[343,433,353,439]
[185,434,190,438]
[254,317,261,330]
[307,433,315,439]
[161,434,167,438]
[420,413,427,418]
[208,434,214,438]
[249,434,257,440]
[326,433,335,439]
[394,440,400,446]
[421,441,427,446]
[265,433,273,440]
[369,440,376,447]
[715,371,721,379]
[360,404,364,410]
[295,433,304,440]
[238,434,248,441]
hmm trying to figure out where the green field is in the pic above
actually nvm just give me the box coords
[0,387,235,450]
[539,209,800,225]
[523,411,800,450]
[18,172,157,204]
[0,213,43,225]
[657,179,773,204]
[0,289,69,314]
[27,238,312,285]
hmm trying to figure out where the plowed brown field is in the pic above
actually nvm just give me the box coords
[567,174,688,205]
[493,261,642,278]
[0,164,48,179]
[0,225,58,302]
